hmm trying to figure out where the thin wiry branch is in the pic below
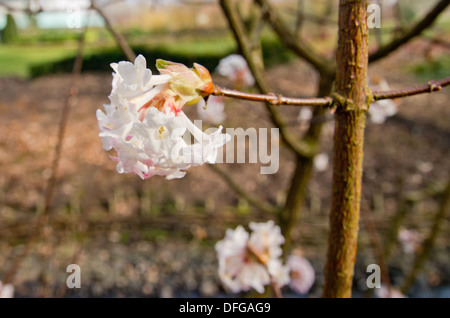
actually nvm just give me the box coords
[219,0,317,157]
[372,77,450,101]
[213,85,333,106]
[401,178,450,294]
[91,0,136,62]
[255,0,334,74]
[208,165,279,215]
[369,0,450,63]
[3,30,86,285]
[213,76,450,106]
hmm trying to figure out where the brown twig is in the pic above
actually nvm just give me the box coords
[213,76,450,106]
[219,0,315,157]
[208,165,278,215]
[400,177,450,294]
[372,77,450,100]
[3,31,86,285]
[270,280,283,298]
[285,3,338,27]
[294,0,305,37]
[90,0,136,62]
[254,0,333,74]
[369,0,450,63]
[213,85,333,106]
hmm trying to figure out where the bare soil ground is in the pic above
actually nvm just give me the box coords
[0,39,449,297]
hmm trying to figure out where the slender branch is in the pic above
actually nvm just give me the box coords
[382,179,445,262]
[213,85,333,106]
[400,177,450,294]
[55,197,87,298]
[3,30,86,285]
[369,0,450,63]
[248,0,265,48]
[382,178,410,261]
[219,0,315,157]
[213,76,450,106]
[294,0,305,37]
[373,77,450,100]
[208,165,278,215]
[91,1,136,62]
[284,7,338,26]
[270,279,283,298]
[255,0,333,74]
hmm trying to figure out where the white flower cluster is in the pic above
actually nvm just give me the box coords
[97,55,230,180]
[215,221,315,295]
[216,54,255,89]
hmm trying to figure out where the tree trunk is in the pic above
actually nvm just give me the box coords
[323,0,369,298]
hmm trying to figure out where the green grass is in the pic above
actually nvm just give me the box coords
[163,35,236,56]
[409,55,450,81]
[0,28,293,79]
[0,44,78,78]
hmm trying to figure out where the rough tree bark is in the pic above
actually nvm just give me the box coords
[323,0,370,298]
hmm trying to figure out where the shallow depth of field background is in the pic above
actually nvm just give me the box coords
[0,0,449,297]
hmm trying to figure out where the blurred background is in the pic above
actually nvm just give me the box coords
[0,0,449,297]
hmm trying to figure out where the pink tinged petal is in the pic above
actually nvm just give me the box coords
[109,156,120,162]
[287,255,315,294]
[267,260,290,288]
[134,85,166,111]
[240,263,270,294]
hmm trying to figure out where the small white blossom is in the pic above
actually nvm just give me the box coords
[0,281,14,298]
[416,161,433,174]
[196,95,226,125]
[297,107,313,123]
[313,153,329,172]
[398,228,423,254]
[248,220,285,264]
[215,225,270,294]
[215,221,289,294]
[216,54,255,89]
[369,99,397,124]
[287,255,315,294]
[97,55,230,180]
[369,76,397,124]
[267,259,290,289]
